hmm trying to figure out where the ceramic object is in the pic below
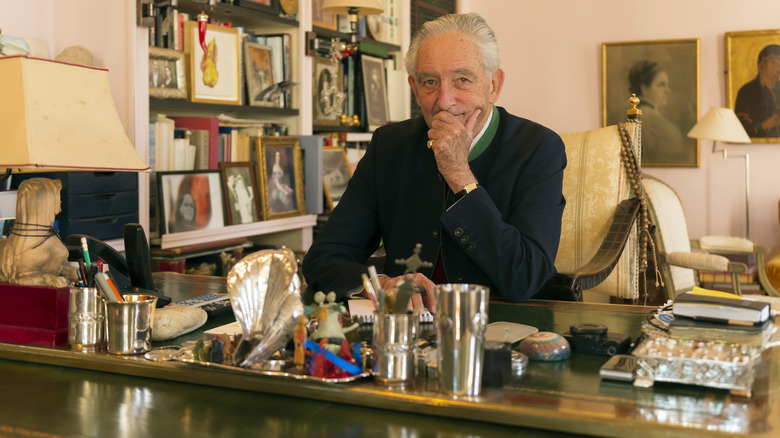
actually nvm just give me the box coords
[517,331,571,361]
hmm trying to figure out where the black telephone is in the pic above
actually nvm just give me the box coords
[65,224,171,307]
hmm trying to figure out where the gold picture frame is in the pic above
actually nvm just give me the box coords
[312,0,337,30]
[257,136,306,220]
[243,40,277,107]
[314,56,344,127]
[602,39,700,167]
[149,47,187,100]
[322,146,352,210]
[184,21,240,105]
[726,29,780,142]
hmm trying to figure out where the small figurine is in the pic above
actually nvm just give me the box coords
[309,291,358,354]
[293,314,309,370]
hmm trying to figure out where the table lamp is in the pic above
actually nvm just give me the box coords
[0,55,150,287]
[322,0,384,45]
[687,107,752,238]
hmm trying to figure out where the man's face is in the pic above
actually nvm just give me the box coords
[409,32,503,136]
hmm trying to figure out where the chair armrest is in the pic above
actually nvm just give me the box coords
[551,198,640,301]
[665,251,740,272]
[756,245,780,297]
[695,235,754,253]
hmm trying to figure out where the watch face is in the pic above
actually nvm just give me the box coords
[280,0,298,15]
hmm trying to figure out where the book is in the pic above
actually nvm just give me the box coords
[171,116,220,169]
[673,288,771,324]
[189,129,210,170]
[669,316,774,348]
[153,114,175,171]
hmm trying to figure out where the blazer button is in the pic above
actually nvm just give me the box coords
[467,243,476,251]
[460,235,469,244]
[432,229,439,238]
[454,228,463,237]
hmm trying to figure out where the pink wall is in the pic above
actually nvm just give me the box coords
[459,0,780,254]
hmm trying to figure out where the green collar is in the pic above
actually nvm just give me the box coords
[468,106,499,162]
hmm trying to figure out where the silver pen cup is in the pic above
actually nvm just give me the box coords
[106,294,158,355]
[68,287,106,352]
[435,283,489,397]
[373,312,419,387]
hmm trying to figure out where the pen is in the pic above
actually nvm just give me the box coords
[361,273,378,308]
[95,272,123,302]
[81,237,91,266]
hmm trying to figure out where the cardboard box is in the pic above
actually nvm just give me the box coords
[0,283,70,346]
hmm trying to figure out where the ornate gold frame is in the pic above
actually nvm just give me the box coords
[256,136,306,220]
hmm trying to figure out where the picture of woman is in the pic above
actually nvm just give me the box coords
[162,63,178,89]
[161,171,225,234]
[268,150,295,214]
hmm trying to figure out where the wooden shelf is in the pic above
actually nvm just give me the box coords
[177,0,299,28]
[158,214,316,249]
[150,99,299,118]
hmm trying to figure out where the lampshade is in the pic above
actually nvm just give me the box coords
[687,107,751,144]
[322,0,384,16]
[0,55,150,174]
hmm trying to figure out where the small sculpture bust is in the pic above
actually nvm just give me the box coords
[0,178,77,288]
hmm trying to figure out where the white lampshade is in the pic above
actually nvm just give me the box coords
[0,55,150,174]
[322,0,384,16]
[687,107,751,144]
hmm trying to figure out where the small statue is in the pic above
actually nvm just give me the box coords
[293,314,309,370]
[309,291,358,354]
[0,178,77,287]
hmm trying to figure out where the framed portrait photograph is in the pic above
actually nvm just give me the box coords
[603,39,700,167]
[237,0,279,14]
[257,136,306,220]
[361,54,390,130]
[244,41,276,107]
[148,47,187,100]
[219,161,262,225]
[322,146,352,210]
[726,29,780,142]
[184,21,240,105]
[157,170,225,234]
[314,55,344,127]
[312,0,337,30]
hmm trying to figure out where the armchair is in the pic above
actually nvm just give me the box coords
[551,104,643,302]
[643,174,779,299]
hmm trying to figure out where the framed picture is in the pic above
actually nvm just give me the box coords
[184,21,240,105]
[361,54,390,130]
[257,136,306,220]
[157,170,225,234]
[219,161,262,225]
[148,47,187,100]
[603,39,700,167]
[726,29,780,142]
[314,55,344,127]
[322,146,352,210]
[312,0,337,30]
[244,41,276,107]
[238,0,278,14]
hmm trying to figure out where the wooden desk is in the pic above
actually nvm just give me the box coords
[0,273,777,437]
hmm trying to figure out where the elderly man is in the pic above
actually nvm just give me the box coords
[302,13,566,310]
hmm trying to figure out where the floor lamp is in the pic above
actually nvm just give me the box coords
[687,107,752,238]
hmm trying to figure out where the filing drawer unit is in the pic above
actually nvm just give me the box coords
[11,172,139,241]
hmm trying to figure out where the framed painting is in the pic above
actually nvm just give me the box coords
[148,47,187,100]
[237,0,278,14]
[314,55,344,127]
[243,41,276,107]
[184,21,240,105]
[157,170,225,234]
[322,146,352,210]
[257,136,306,220]
[603,39,700,167]
[726,29,780,142]
[361,54,390,130]
[312,0,337,30]
[219,161,262,225]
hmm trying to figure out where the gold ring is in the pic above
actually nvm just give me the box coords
[427,139,434,149]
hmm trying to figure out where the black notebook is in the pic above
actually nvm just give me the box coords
[673,290,770,324]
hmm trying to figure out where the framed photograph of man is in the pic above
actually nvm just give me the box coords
[157,170,225,234]
[361,54,390,131]
[218,161,262,225]
[184,21,240,105]
[148,47,187,100]
[603,39,700,167]
[244,41,276,107]
[256,136,306,220]
[726,29,780,142]
[322,146,352,210]
[314,55,344,127]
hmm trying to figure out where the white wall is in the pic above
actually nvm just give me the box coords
[459,0,780,254]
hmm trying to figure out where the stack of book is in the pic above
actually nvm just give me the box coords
[670,288,774,349]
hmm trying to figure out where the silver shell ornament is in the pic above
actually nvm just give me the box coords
[226,247,304,367]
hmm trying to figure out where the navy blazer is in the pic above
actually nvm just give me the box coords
[302,106,566,302]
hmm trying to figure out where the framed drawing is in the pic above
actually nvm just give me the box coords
[257,136,306,220]
[148,47,187,100]
[726,29,780,142]
[184,21,240,105]
[361,54,390,130]
[238,0,278,14]
[244,41,276,107]
[157,170,225,234]
[314,55,344,127]
[312,0,337,30]
[603,39,700,167]
[322,146,352,210]
[219,161,262,225]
